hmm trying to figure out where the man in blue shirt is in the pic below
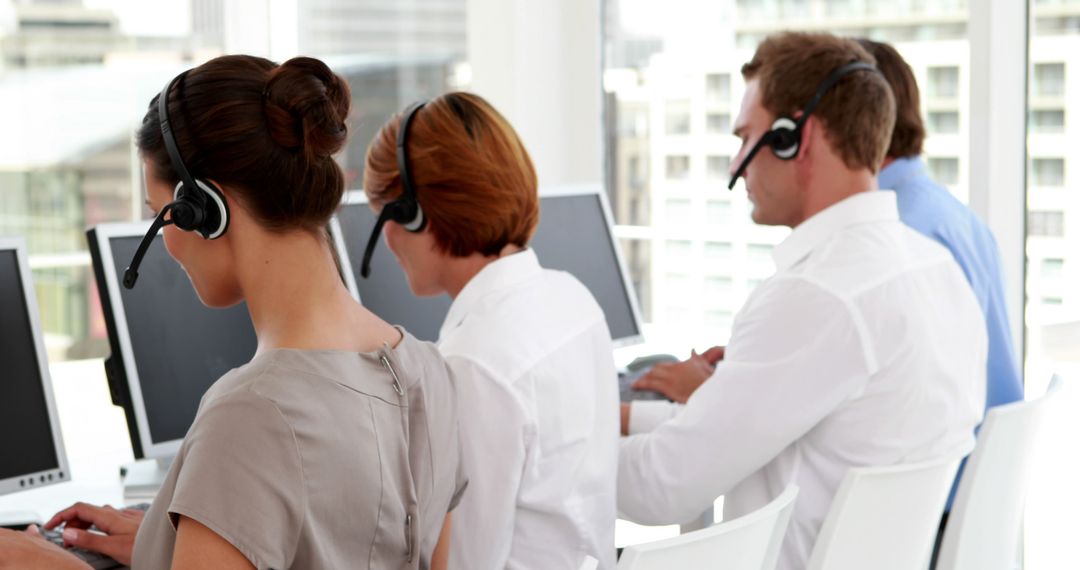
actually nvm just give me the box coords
[858,38,1024,417]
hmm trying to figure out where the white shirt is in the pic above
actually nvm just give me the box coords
[618,191,987,570]
[440,248,619,570]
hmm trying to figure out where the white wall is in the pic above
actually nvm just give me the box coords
[467,0,603,187]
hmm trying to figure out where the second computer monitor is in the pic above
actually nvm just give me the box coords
[336,184,644,345]
[0,237,70,496]
[87,222,360,460]
[88,223,258,460]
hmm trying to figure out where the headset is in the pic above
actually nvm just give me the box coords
[727,61,880,191]
[359,101,428,278]
[123,70,231,289]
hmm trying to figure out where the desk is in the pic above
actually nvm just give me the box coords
[0,359,136,523]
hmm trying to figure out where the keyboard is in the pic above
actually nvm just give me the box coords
[39,502,151,570]
[618,367,673,402]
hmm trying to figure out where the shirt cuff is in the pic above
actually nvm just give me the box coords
[628,400,681,434]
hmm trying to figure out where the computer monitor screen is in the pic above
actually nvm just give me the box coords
[529,188,642,344]
[0,238,69,495]
[336,185,643,345]
[88,224,258,459]
[334,202,452,342]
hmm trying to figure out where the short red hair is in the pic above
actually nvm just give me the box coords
[363,92,539,257]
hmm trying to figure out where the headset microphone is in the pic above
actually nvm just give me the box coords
[122,70,231,289]
[360,101,428,278]
[728,61,879,191]
[123,205,176,289]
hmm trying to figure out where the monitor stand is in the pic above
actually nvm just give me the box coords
[120,456,174,500]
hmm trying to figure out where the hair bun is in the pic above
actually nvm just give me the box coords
[263,56,350,160]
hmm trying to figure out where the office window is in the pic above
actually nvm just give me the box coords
[927,110,960,133]
[1034,62,1066,97]
[706,155,731,180]
[1041,258,1065,278]
[927,66,960,99]
[1029,210,1065,237]
[704,276,733,297]
[1030,109,1066,133]
[664,199,693,222]
[704,309,734,329]
[928,157,960,185]
[664,239,693,257]
[0,0,469,361]
[704,241,733,261]
[1031,157,1066,186]
[748,243,774,260]
[666,155,691,179]
[705,200,733,225]
[705,73,731,102]
[706,112,731,134]
[665,100,691,135]
[665,272,694,298]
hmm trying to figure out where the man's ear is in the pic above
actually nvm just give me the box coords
[794,114,815,163]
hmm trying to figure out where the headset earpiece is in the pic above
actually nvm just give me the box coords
[171,179,229,240]
[359,101,428,278]
[402,203,425,233]
[768,116,800,160]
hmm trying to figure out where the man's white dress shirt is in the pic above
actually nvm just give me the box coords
[440,248,619,569]
[619,191,987,570]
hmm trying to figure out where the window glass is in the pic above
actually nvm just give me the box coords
[0,0,468,361]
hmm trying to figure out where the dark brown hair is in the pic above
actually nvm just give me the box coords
[136,55,351,232]
[363,92,539,258]
[742,32,896,173]
[855,38,926,159]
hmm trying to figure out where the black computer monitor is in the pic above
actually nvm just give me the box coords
[88,223,258,460]
[0,237,70,496]
[335,184,644,346]
[87,221,359,460]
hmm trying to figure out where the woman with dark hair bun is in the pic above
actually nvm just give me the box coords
[0,55,466,570]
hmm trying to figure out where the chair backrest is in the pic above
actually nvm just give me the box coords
[936,375,1064,570]
[805,455,961,570]
[617,484,798,570]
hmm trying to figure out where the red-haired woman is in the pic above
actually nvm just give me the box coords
[362,93,619,569]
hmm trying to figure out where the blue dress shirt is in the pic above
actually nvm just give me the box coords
[878,156,1024,508]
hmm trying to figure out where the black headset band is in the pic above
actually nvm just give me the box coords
[158,70,202,202]
[396,101,426,207]
[793,61,877,131]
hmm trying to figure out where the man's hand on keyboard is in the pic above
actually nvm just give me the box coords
[0,527,89,569]
[44,503,144,567]
[630,346,725,403]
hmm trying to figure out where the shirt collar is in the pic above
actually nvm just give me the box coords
[772,190,900,272]
[439,248,543,340]
[877,156,925,191]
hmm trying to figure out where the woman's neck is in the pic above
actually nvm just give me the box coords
[238,229,398,354]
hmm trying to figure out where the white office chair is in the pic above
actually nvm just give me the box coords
[806,456,961,570]
[935,375,1064,570]
[616,484,798,570]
